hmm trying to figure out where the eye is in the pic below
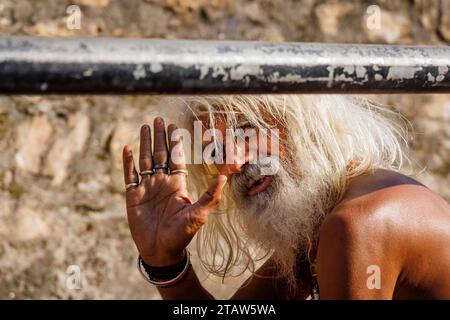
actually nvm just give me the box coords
[210,142,224,159]
[237,121,253,130]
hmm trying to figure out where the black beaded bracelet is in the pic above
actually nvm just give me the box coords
[141,251,187,281]
[137,250,191,287]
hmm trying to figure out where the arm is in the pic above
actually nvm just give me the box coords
[156,264,215,300]
[315,204,403,299]
[158,253,312,300]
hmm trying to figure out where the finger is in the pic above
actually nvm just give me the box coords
[153,117,169,173]
[139,124,153,177]
[167,123,187,171]
[192,175,227,212]
[122,145,139,185]
[186,175,227,234]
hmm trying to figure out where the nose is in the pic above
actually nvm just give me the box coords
[216,163,242,177]
[216,140,256,177]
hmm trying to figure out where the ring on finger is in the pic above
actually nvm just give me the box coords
[139,170,154,176]
[153,163,169,170]
[126,182,139,190]
[153,163,169,173]
[170,169,188,176]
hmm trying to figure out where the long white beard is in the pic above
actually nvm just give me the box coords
[230,161,329,285]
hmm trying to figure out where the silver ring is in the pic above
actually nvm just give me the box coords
[153,163,169,171]
[170,169,188,176]
[126,182,139,190]
[139,170,154,176]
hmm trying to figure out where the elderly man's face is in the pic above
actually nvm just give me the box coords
[196,111,326,277]
[198,114,287,197]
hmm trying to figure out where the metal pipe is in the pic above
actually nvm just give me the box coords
[0,36,449,95]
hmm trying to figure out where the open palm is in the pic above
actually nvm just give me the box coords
[123,117,227,266]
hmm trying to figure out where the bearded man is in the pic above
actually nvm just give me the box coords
[122,95,450,299]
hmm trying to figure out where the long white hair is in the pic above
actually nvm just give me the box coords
[162,94,411,284]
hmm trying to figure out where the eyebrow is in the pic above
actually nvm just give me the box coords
[196,111,244,115]
[236,119,251,127]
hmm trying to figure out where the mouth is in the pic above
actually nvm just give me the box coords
[245,175,274,196]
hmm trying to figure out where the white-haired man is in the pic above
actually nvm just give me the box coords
[123,95,450,299]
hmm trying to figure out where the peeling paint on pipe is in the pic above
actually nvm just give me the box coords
[0,36,449,94]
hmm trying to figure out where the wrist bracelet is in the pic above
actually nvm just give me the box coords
[137,250,191,288]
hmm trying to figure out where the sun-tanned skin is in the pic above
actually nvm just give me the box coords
[123,117,450,300]
[317,172,450,299]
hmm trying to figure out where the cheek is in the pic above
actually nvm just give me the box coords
[256,135,283,158]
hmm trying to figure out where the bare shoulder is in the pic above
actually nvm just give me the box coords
[317,168,450,271]
[321,169,450,239]
[316,170,450,298]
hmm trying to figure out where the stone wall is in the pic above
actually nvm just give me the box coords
[0,0,449,299]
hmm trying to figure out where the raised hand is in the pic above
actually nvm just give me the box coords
[123,117,227,266]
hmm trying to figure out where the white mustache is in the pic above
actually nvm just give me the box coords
[231,162,274,192]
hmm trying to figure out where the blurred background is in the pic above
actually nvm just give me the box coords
[0,0,449,299]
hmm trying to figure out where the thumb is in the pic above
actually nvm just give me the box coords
[193,175,227,211]
[187,175,227,232]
